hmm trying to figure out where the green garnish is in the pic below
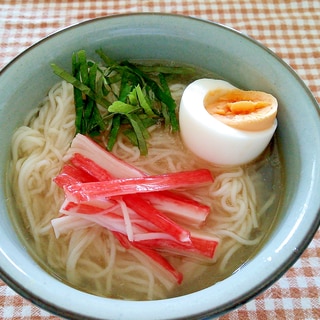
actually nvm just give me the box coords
[51,49,194,155]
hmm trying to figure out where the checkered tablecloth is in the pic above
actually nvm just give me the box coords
[1,1,319,319]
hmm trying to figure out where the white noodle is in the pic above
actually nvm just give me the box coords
[9,80,276,301]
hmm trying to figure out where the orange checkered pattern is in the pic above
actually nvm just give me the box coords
[0,1,319,319]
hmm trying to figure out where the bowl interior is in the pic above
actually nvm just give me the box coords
[1,13,320,320]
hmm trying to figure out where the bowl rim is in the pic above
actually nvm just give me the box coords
[1,12,320,320]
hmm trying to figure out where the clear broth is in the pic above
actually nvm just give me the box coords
[6,61,284,300]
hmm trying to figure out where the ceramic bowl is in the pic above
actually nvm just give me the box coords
[0,13,319,320]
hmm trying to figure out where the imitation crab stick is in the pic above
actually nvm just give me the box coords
[143,191,210,226]
[63,133,144,178]
[136,236,219,260]
[112,231,183,284]
[133,243,183,284]
[52,134,218,284]
[61,200,118,214]
[57,200,176,241]
[53,164,97,187]
[63,169,213,202]
[51,215,96,238]
[54,158,211,227]
[61,134,212,225]
[61,193,192,243]
[123,194,191,243]
[70,153,114,181]
[58,208,144,237]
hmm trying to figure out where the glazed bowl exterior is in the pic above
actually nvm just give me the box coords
[0,13,319,320]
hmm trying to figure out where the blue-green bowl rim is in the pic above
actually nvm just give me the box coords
[1,12,319,320]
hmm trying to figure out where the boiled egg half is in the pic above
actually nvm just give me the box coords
[179,79,278,166]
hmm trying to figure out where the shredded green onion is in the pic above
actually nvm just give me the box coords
[51,49,195,155]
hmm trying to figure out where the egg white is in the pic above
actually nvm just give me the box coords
[179,79,277,166]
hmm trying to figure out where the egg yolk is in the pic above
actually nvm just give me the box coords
[204,89,277,131]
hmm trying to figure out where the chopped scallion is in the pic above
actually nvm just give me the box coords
[51,49,195,155]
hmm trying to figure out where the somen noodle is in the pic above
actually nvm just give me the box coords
[9,77,280,300]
